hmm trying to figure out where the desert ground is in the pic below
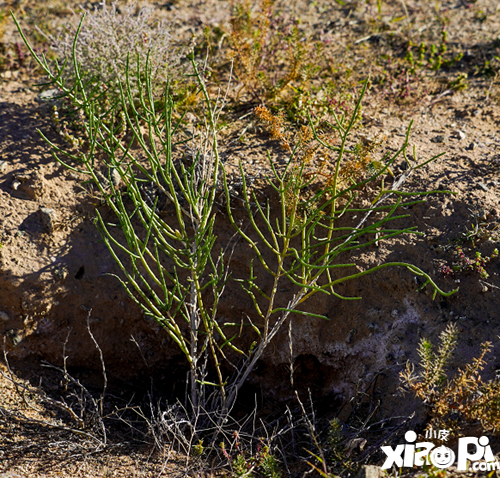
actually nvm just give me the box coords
[1,0,500,476]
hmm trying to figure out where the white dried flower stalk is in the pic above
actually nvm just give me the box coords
[50,1,185,99]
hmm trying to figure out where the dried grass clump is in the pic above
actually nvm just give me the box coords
[254,105,292,151]
[50,1,186,99]
[229,0,319,103]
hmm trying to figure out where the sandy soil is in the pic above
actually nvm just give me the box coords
[2,0,500,475]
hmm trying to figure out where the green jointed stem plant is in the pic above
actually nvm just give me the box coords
[14,8,456,423]
[221,79,457,413]
[14,13,234,413]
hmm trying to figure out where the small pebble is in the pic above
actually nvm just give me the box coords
[0,160,6,173]
[13,173,30,182]
[184,112,197,123]
[5,329,23,347]
[53,264,68,280]
[466,142,477,151]
[345,328,357,344]
[431,135,445,143]
[356,464,383,478]
[477,182,489,192]
[38,88,59,100]
[0,311,10,322]
[40,207,57,233]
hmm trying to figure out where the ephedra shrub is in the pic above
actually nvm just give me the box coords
[14,3,456,434]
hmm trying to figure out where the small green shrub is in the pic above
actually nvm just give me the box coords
[221,435,282,478]
[440,247,499,280]
[447,72,468,91]
[405,29,463,74]
[400,323,500,433]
